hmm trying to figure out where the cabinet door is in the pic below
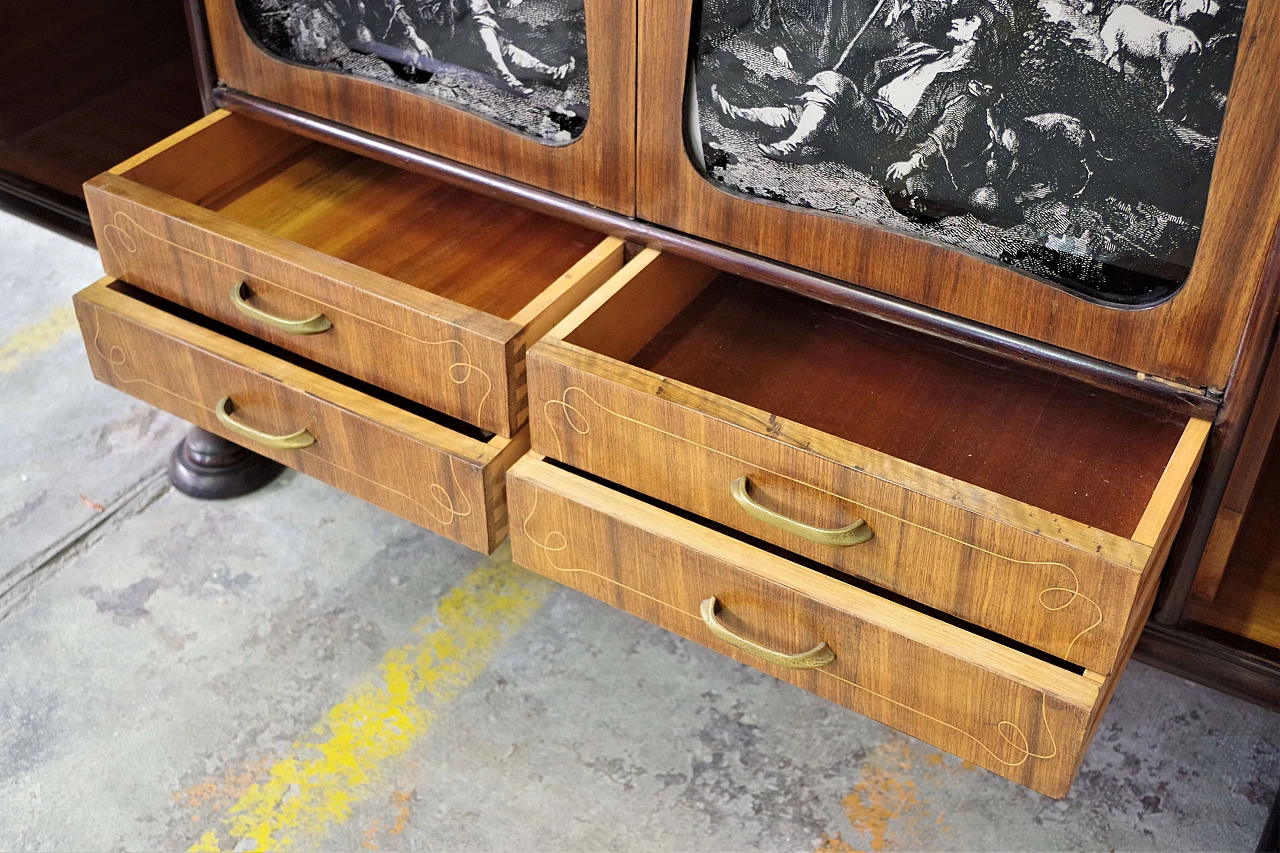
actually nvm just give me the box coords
[203,0,634,213]
[638,0,1280,391]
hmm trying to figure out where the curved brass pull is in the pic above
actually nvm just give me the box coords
[700,597,834,669]
[215,397,315,450]
[731,476,873,547]
[230,283,332,335]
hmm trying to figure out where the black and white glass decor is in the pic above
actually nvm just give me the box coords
[689,0,1247,305]
[238,0,589,143]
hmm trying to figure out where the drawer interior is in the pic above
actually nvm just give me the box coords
[560,255,1190,539]
[114,112,607,320]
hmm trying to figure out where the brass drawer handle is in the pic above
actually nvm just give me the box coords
[731,476,873,547]
[215,397,315,450]
[230,283,332,335]
[700,597,835,670]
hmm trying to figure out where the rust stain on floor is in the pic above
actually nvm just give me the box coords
[358,789,416,851]
[815,831,859,852]
[175,759,275,825]
[823,735,977,852]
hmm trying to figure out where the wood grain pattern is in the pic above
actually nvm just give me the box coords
[74,278,519,554]
[636,0,1280,391]
[621,269,1188,537]
[1073,505,1173,771]
[1135,622,1280,714]
[1186,427,1280,650]
[1132,418,1213,548]
[1150,240,1280,626]
[529,340,1176,673]
[217,87,1218,422]
[507,455,1100,798]
[551,249,719,360]
[215,87,1221,420]
[202,0,635,214]
[510,237,628,345]
[108,109,309,200]
[526,251,1210,671]
[1192,507,1247,601]
[86,111,617,436]
[1191,332,1280,601]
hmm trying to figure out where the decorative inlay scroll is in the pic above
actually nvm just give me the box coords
[100,209,493,421]
[88,304,474,527]
[519,488,1062,769]
[542,383,1104,659]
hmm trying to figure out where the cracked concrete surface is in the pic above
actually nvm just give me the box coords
[0,209,1277,851]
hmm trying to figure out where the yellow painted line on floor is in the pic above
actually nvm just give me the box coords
[189,546,552,853]
[0,305,78,373]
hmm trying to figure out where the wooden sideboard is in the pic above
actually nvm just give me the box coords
[68,0,1280,796]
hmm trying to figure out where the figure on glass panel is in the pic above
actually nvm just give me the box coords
[692,0,1247,303]
[240,0,588,141]
[711,1,1008,219]
[374,0,575,95]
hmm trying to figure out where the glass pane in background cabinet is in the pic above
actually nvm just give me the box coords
[238,0,589,142]
[688,0,1247,306]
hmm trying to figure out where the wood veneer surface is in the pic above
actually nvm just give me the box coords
[1,0,192,140]
[1188,429,1280,650]
[202,0,635,214]
[133,139,604,320]
[629,276,1187,537]
[637,0,1280,392]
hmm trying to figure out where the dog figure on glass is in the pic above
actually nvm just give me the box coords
[701,0,1243,297]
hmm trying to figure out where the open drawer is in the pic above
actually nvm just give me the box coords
[508,454,1160,798]
[84,110,625,438]
[74,278,525,554]
[525,250,1210,676]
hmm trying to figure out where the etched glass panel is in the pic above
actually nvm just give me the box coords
[689,0,1248,305]
[238,0,589,143]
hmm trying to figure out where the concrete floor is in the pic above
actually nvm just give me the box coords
[0,208,1277,853]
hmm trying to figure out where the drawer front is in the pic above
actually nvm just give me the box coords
[508,456,1101,798]
[87,177,522,436]
[528,343,1153,675]
[75,279,525,554]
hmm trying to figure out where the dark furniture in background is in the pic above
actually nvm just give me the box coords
[0,0,204,241]
[1143,330,1280,712]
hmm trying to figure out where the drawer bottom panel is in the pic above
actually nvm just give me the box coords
[508,455,1115,798]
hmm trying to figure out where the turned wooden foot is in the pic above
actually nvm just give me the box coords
[168,427,284,500]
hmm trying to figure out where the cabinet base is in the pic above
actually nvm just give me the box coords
[168,427,283,500]
[1135,621,1280,713]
